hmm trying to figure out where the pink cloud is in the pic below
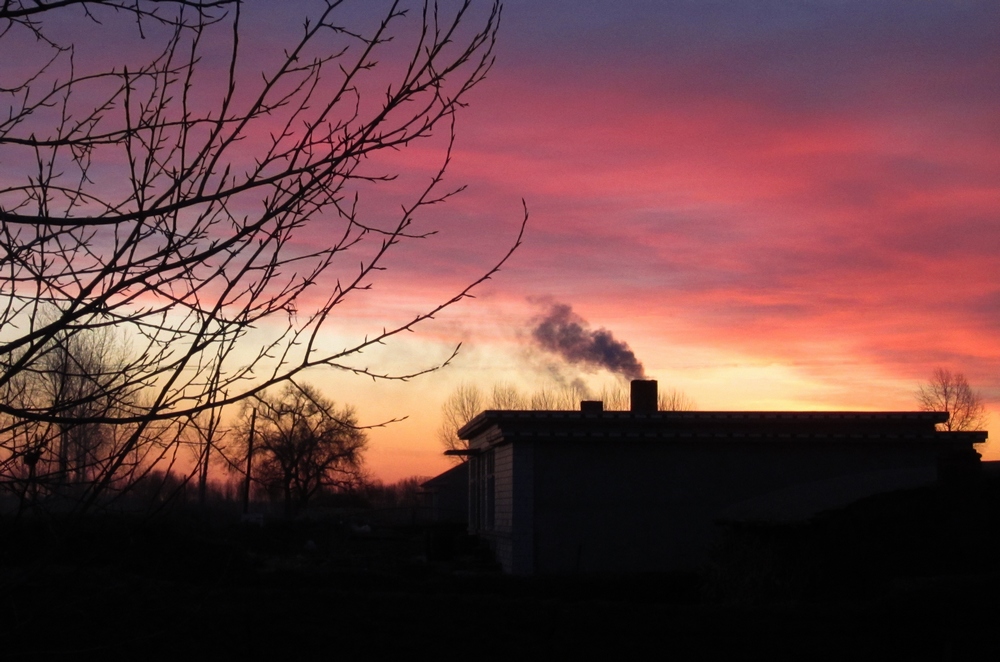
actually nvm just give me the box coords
[387,5,1000,417]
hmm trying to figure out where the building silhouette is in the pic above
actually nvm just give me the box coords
[455,380,987,574]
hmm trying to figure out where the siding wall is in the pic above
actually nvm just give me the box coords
[466,417,976,574]
[528,440,956,574]
[494,443,514,531]
[472,442,538,574]
[487,443,514,572]
[509,442,535,574]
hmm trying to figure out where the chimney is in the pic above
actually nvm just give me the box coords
[630,379,657,413]
[580,400,604,414]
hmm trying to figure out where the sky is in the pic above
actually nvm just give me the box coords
[349,0,1000,481]
[5,1,998,483]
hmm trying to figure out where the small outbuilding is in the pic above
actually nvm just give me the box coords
[456,380,987,574]
[419,460,469,524]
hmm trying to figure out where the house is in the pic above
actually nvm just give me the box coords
[419,460,468,524]
[455,380,987,575]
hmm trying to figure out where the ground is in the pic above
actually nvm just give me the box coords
[3,479,1000,660]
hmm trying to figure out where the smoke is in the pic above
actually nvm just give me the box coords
[530,302,646,380]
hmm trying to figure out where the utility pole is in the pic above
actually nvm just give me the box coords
[243,408,256,515]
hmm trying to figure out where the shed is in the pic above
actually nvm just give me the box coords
[420,460,469,524]
[457,380,987,574]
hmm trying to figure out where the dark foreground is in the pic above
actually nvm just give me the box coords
[4,480,1000,661]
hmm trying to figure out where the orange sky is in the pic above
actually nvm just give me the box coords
[5,1,997,483]
[346,0,1000,481]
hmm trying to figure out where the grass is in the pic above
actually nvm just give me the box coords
[3,478,1000,660]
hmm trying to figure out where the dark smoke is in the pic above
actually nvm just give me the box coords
[530,302,646,380]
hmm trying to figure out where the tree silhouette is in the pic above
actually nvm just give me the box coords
[916,368,987,432]
[239,383,366,517]
[0,327,182,509]
[438,380,696,455]
[0,0,521,510]
[438,382,488,456]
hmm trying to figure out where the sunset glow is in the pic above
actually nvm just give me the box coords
[346,0,1000,481]
[8,1,997,484]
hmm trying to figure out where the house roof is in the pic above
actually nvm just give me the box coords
[419,460,468,492]
[458,410,988,449]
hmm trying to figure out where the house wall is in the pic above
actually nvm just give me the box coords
[526,439,953,574]
[483,443,514,571]
[509,442,535,574]
[421,461,468,524]
[475,442,538,574]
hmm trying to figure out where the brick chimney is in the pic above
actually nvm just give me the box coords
[630,380,657,413]
[580,400,604,413]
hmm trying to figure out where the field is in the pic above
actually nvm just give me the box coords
[4,480,1000,660]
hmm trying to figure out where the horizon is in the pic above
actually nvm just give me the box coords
[2,0,997,486]
[355,0,1000,482]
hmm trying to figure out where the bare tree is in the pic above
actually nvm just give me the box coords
[438,382,486,455]
[237,383,366,517]
[362,475,425,508]
[186,394,227,509]
[533,381,591,410]
[489,382,525,410]
[0,322,156,509]
[659,387,696,412]
[37,325,132,487]
[437,380,527,455]
[439,380,696,455]
[916,368,987,432]
[597,383,695,412]
[598,383,629,411]
[0,1,522,511]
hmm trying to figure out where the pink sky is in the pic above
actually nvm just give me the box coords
[6,1,997,483]
[353,0,1000,481]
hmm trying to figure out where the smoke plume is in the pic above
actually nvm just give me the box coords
[530,302,646,380]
